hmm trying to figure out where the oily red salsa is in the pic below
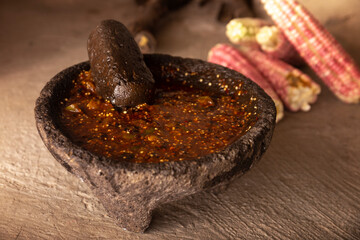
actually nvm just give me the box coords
[59,70,255,163]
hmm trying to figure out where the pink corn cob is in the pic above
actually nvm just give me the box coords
[240,47,320,111]
[256,26,303,66]
[226,18,303,65]
[261,0,360,103]
[208,44,284,122]
[226,18,270,46]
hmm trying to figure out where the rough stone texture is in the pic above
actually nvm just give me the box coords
[1,0,360,239]
[34,56,276,232]
[88,19,155,108]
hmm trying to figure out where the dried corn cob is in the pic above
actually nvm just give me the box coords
[240,47,320,111]
[226,18,303,65]
[226,18,269,45]
[261,0,360,103]
[256,26,303,66]
[208,44,284,122]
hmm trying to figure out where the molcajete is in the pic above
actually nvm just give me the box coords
[34,54,276,232]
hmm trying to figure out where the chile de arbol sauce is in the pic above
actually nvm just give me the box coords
[59,70,255,163]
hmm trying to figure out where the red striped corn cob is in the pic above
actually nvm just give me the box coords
[256,26,303,66]
[226,18,270,45]
[261,0,360,103]
[208,43,284,122]
[226,18,303,65]
[240,47,320,111]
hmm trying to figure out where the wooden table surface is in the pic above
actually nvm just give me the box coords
[1,0,359,239]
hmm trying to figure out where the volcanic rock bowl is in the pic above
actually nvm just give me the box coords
[35,54,276,233]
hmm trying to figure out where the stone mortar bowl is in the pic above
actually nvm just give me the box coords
[35,54,276,233]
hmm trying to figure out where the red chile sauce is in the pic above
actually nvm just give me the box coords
[59,70,255,163]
